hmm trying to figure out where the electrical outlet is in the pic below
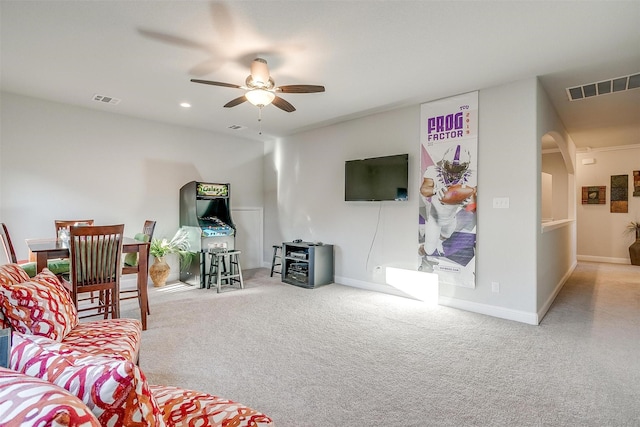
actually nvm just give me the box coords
[491,281,500,293]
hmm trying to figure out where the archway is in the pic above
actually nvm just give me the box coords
[541,131,575,223]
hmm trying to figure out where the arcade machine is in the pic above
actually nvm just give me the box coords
[179,181,236,286]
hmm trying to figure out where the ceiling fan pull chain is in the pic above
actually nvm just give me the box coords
[258,106,263,135]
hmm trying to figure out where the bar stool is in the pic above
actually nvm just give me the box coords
[270,245,282,277]
[202,248,225,289]
[207,249,244,293]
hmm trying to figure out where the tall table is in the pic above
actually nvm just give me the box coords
[26,237,151,330]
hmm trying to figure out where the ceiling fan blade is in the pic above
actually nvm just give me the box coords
[224,96,247,108]
[190,79,241,89]
[276,85,325,94]
[272,96,296,112]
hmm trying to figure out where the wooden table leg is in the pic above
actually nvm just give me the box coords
[137,243,149,331]
[36,252,48,274]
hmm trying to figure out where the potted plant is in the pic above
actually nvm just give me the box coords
[149,228,192,287]
[625,220,640,266]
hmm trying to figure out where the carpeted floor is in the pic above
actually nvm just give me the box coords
[121,262,640,427]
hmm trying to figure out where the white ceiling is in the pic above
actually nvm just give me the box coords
[1,1,639,148]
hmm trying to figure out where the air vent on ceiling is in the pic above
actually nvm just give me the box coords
[566,73,640,101]
[228,124,247,131]
[92,94,121,105]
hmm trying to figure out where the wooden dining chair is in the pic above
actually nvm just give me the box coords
[68,224,124,320]
[44,220,95,277]
[54,219,94,237]
[142,220,156,239]
[0,223,69,278]
[121,220,156,316]
[0,223,24,265]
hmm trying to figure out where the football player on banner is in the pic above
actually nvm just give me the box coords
[419,144,476,271]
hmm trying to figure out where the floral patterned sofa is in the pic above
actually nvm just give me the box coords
[0,263,273,427]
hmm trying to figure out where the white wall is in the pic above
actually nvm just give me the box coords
[266,78,547,323]
[0,92,264,277]
[2,78,581,324]
[541,172,553,221]
[536,81,577,318]
[264,107,419,294]
[576,145,640,263]
[466,78,539,319]
[542,152,569,221]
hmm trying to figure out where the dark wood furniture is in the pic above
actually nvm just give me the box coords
[1,223,69,278]
[54,219,95,236]
[121,220,156,315]
[26,235,151,330]
[68,224,124,320]
[270,245,282,277]
[0,223,22,264]
[142,220,156,239]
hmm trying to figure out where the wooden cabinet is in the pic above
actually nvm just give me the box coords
[282,242,334,289]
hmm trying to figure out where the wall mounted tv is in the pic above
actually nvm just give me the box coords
[345,154,409,201]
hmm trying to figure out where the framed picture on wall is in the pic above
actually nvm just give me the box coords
[633,170,640,197]
[610,174,628,213]
[582,186,606,204]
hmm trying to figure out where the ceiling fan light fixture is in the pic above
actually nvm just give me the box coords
[250,58,270,84]
[245,89,275,107]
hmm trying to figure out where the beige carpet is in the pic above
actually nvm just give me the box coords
[120,262,640,427]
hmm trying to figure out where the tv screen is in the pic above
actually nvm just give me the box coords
[345,154,408,201]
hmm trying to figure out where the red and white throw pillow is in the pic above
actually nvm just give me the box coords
[0,263,31,286]
[0,366,100,427]
[10,333,165,427]
[0,268,78,341]
[0,263,32,328]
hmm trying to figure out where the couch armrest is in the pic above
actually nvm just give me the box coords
[150,385,273,427]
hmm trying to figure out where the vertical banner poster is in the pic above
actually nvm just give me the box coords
[418,91,478,288]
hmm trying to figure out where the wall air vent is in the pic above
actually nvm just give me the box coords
[227,124,247,131]
[566,73,640,101]
[92,94,121,105]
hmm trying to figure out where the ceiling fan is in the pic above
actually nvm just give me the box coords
[190,58,325,113]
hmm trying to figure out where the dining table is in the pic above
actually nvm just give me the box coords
[25,237,151,330]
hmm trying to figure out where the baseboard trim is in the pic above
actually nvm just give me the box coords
[536,261,577,324]
[335,275,414,299]
[577,255,629,264]
[438,296,539,325]
[336,275,538,325]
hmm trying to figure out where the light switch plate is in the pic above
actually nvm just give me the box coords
[493,197,510,209]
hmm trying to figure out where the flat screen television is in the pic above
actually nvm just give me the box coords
[345,154,408,201]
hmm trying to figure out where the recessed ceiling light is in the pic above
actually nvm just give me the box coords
[180,102,191,108]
